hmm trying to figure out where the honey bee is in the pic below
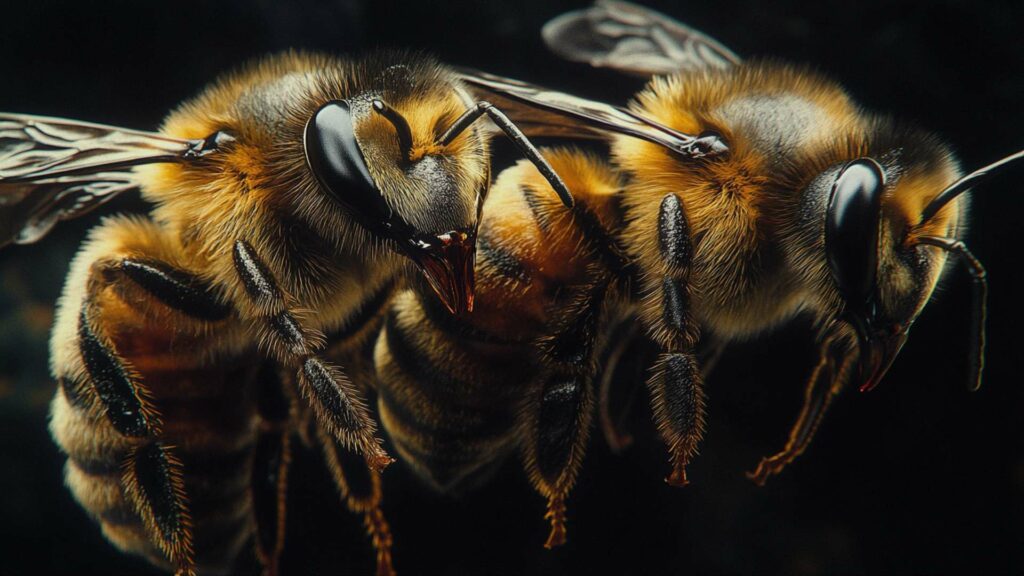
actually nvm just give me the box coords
[372,0,1024,550]
[0,51,573,575]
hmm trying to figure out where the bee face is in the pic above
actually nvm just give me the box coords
[304,91,488,314]
[820,133,961,391]
[352,94,486,235]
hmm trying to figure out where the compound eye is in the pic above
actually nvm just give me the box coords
[304,100,391,234]
[825,158,886,315]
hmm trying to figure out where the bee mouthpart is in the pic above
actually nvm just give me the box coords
[854,323,909,393]
[412,229,476,315]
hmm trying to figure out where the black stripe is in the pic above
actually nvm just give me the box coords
[380,312,516,439]
[383,309,470,395]
[521,184,552,232]
[523,185,637,286]
[386,418,511,491]
[416,284,516,345]
[478,232,531,283]
[187,477,252,512]
[191,507,252,563]
[121,258,232,321]
[78,308,155,438]
[377,386,514,447]
[571,201,637,282]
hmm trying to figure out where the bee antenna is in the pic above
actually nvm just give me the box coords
[920,149,1024,224]
[371,99,414,161]
[439,101,574,208]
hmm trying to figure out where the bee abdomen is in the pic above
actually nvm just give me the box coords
[47,217,268,572]
[51,359,259,572]
[374,292,526,492]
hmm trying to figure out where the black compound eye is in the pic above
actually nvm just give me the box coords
[304,100,391,234]
[825,158,886,315]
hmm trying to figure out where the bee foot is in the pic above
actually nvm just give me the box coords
[746,456,786,486]
[665,462,690,487]
[543,496,568,549]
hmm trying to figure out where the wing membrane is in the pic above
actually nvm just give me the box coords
[542,0,741,76]
[458,69,727,159]
[0,113,193,180]
[0,113,215,247]
[0,173,136,245]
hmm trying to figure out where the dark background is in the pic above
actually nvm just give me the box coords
[1,0,1021,574]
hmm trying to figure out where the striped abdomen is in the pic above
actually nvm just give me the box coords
[50,327,259,573]
[48,217,261,574]
[374,148,626,493]
[374,288,530,491]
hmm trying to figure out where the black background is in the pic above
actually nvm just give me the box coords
[1,1,1022,574]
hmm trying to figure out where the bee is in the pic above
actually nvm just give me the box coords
[0,51,573,575]
[373,0,1024,549]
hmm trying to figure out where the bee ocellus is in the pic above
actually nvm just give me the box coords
[1,51,572,575]
[376,0,1024,548]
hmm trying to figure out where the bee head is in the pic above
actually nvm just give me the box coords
[817,129,1022,392]
[822,155,925,393]
[303,95,488,314]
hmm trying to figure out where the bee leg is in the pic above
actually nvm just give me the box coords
[521,284,604,548]
[76,255,236,575]
[251,363,293,576]
[747,337,856,485]
[319,429,395,576]
[644,194,706,487]
[232,240,392,471]
[526,373,593,549]
[647,351,705,487]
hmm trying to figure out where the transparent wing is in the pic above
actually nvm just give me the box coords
[457,69,728,159]
[0,113,218,247]
[0,173,137,245]
[543,0,741,76]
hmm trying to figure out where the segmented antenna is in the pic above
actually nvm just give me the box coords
[920,149,1024,224]
[371,100,414,161]
[438,101,574,208]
